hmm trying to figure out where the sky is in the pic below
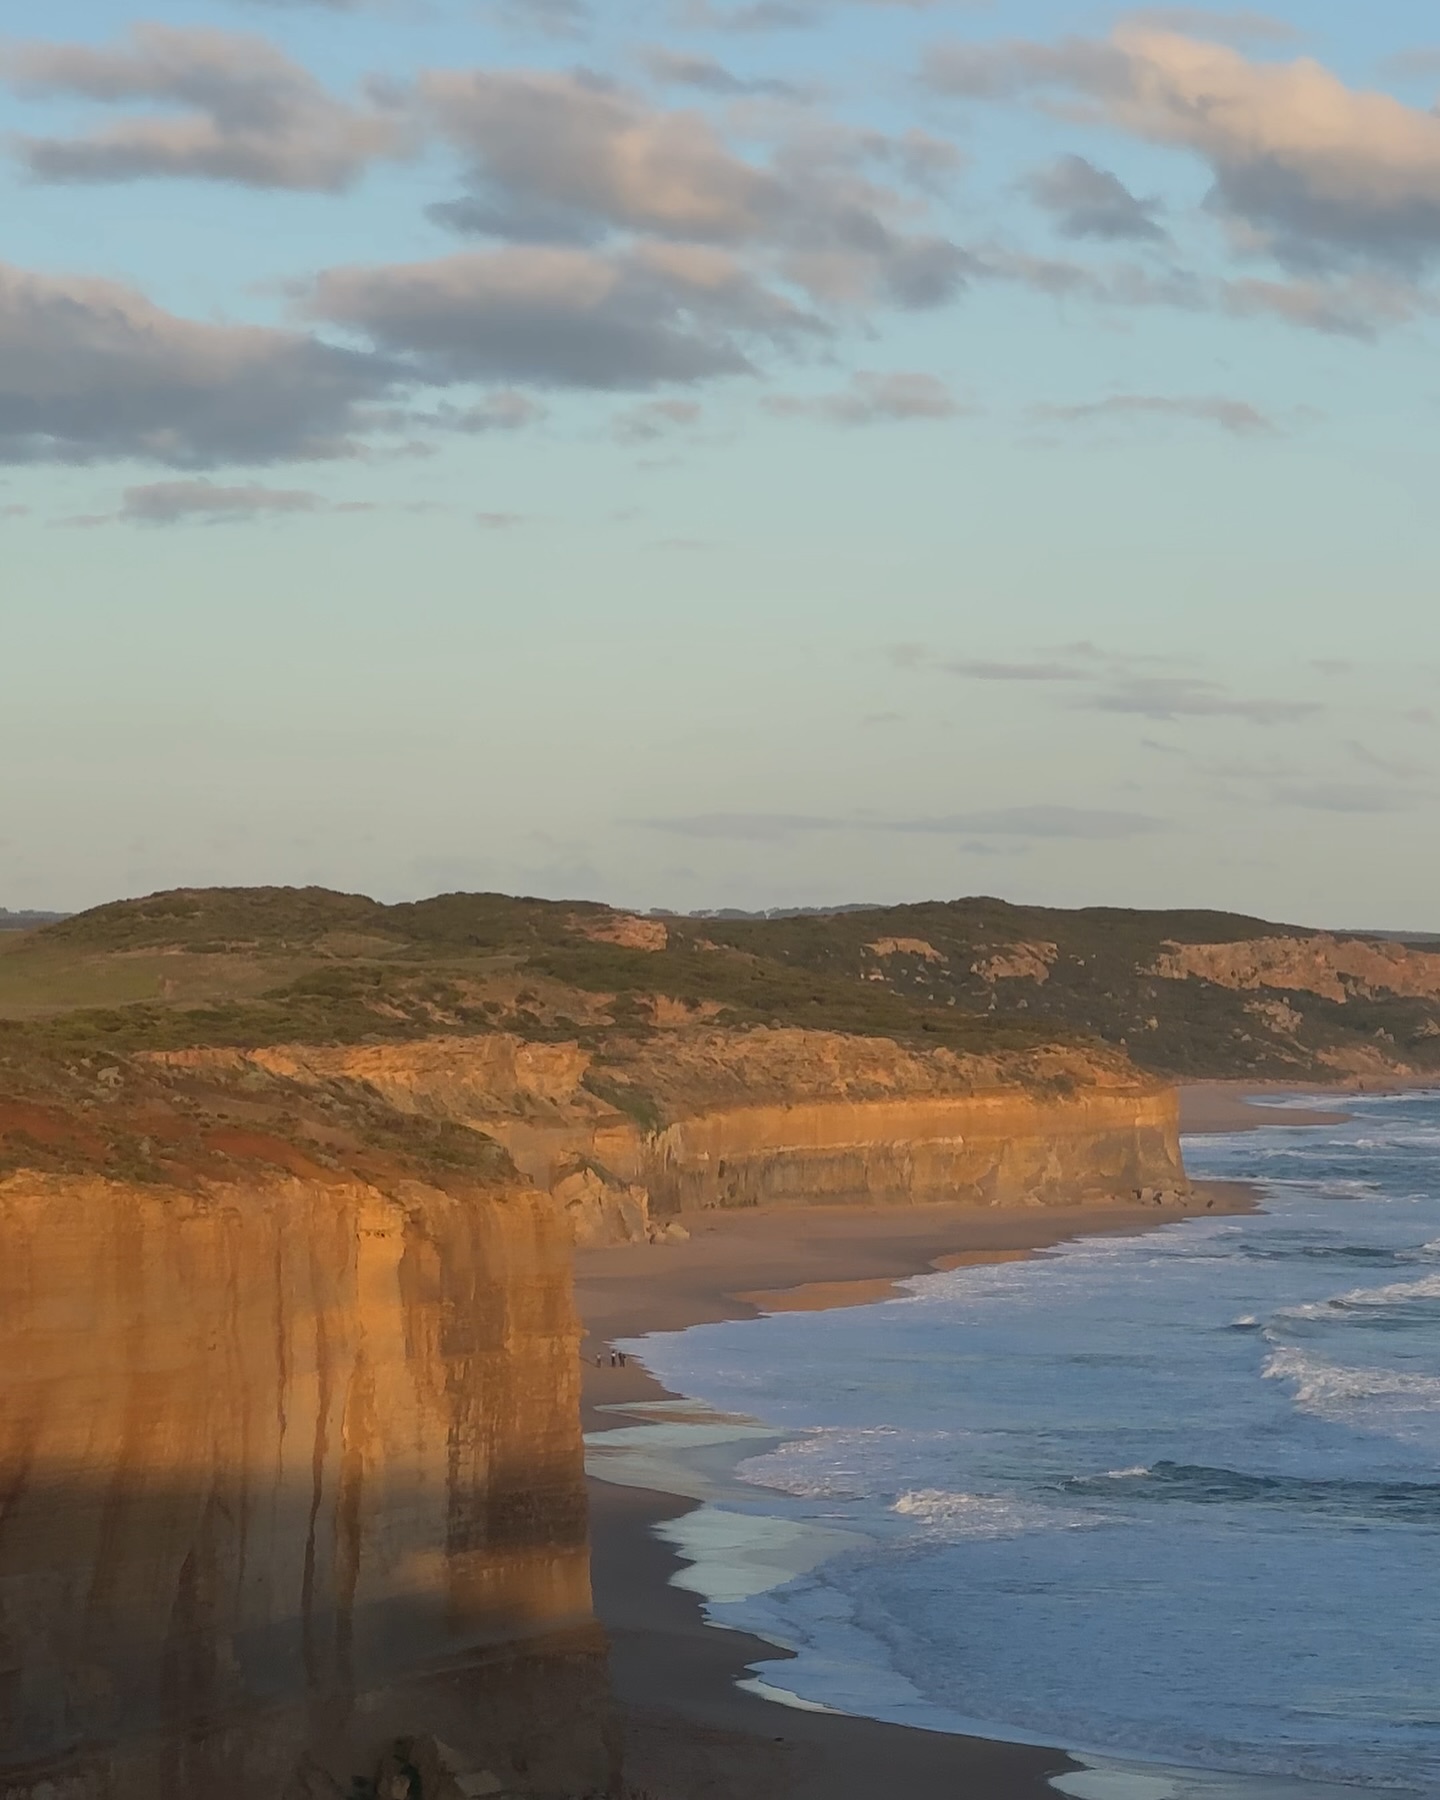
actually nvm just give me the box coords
[4,0,1440,926]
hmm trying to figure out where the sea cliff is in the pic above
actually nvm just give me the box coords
[0,1158,614,1800]
[159,1029,1186,1242]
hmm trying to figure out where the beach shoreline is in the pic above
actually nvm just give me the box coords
[1178,1072,1440,1135]
[577,1175,1256,1799]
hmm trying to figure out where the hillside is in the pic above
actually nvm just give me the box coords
[0,886,1192,1227]
[2,885,1437,1083]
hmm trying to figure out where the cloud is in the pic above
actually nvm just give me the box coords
[763,369,963,424]
[1033,393,1278,434]
[118,479,329,522]
[1088,675,1321,725]
[303,242,821,389]
[635,805,1163,839]
[641,47,805,98]
[613,397,704,440]
[1218,273,1427,339]
[419,69,969,309]
[1024,154,1165,241]
[963,241,1422,341]
[416,390,546,433]
[475,510,526,527]
[418,67,782,243]
[1271,782,1419,814]
[0,259,392,466]
[924,25,1440,272]
[1347,740,1430,780]
[3,26,407,191]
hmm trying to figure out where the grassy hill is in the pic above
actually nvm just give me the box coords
[2,886,1437,1081]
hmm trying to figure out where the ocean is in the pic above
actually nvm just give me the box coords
[602,1091,1440,1797]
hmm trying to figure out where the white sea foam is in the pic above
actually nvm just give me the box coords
[891,1488,1108,1538]
[1270,1269,1440,1328]
[737,1425,943,1499]
[1262,1345,1440,1426]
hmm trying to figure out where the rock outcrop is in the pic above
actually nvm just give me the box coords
[1151,935,1440,1005]
[0,1162,614,1800]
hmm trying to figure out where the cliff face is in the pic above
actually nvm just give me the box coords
[159,1029,1187,1238]
[644,1085,1184,1213]
[0,1164,611,1800]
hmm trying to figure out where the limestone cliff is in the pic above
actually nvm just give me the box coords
[157,1028,1187,1237]
[0,1153,613,1799]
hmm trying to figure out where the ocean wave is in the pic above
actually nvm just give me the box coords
[739,1426,933,1500]
[1234,1240,1402,1265]
[891,1489,1105,1538]
[1061,1460,1440,1520]
[1266,1271,1440,1335]
[1263,1345,1440,1429]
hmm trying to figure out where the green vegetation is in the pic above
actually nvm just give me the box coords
[3,884,1437,1080]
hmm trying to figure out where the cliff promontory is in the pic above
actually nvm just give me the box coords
[0,1052,614,1800]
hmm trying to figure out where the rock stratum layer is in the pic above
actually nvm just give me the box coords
[0,1156,612,1800]
[159,1029,1187,1234]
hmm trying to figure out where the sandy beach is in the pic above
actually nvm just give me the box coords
[577,1178,1255,1800]
[1178,1081,1353,1134]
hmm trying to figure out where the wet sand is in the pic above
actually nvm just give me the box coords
[577,1182,1254,1799]
[1179,1081,1353,1134]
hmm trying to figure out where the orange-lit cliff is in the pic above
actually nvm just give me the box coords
[0,1103,614,1799]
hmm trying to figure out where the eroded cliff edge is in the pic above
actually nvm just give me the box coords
[0,1061,615,1800]
[159,1028,1187,1243]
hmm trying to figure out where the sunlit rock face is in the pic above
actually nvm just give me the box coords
[163,1033,1187,1232]
[0,1170,612,1800]
[642,1085,1185,1214]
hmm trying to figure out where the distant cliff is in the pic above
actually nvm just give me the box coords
[0,1063,614,1800]
[158,1029,1187,1243]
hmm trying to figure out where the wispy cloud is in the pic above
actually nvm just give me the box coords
[1270,782,1423,814]
[1032,394,1279,435]
[1088,675,1321,726]
[640,47,806,98]
[764,370,964,425]
[901,644,1323,731]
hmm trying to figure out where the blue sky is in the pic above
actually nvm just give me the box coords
[4,0,1440,925]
